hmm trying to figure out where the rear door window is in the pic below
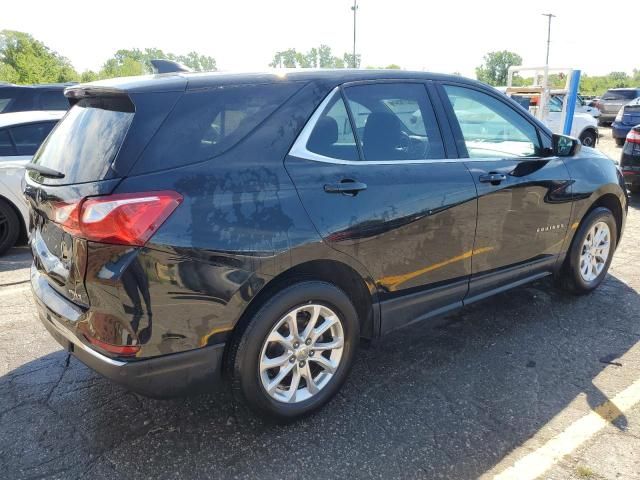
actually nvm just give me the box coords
[602,90,639,101]
[32,96,134,183]
[138,82,301,172]
[9,121,57,156]
[342,83,445,161]
[305,95,359,161]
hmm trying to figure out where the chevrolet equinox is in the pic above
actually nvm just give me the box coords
[24,71,627,421]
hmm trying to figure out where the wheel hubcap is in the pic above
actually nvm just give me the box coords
[259,304,344,404]
[579,221,611,282]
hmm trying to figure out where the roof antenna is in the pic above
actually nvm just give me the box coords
[150,59,193,74]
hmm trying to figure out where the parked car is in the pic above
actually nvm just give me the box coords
[0,83,73,114]
[551,93,601,119]
[612,98,640,146]
[546,95,599,147]
[25,71,627,421]
[595,88,640,124]
[0,110,64,254]
[620,125,640,193]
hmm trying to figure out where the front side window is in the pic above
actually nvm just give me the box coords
[444,85,542,158]
[344,83,445,161]
[9,122,57,156]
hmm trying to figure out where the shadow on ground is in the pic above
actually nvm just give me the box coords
[1,270,639,479]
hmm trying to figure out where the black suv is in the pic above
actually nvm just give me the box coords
[25,71,627,420]
[0,82,72,113]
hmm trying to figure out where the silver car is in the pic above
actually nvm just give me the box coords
[596,88,640,124]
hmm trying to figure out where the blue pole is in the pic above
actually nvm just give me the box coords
[563,69,581,136]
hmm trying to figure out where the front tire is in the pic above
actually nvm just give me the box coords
[558,207,617,294]
[227,280,359,421]
[579,130,597,147]
[0,199,20,256]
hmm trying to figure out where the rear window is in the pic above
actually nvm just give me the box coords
[602,89,639,101]
[137,82,300,172]
[32,96,134,184]
[39,90,69,110]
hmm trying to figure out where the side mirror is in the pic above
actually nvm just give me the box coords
[552,134,582,157]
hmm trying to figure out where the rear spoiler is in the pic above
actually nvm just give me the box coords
[63,86,132,107]
[150,59,192,74]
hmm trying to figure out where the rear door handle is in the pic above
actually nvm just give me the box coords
[324,180,367,196]
[478,173,507,185]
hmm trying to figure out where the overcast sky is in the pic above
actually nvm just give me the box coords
[1,0,631,78]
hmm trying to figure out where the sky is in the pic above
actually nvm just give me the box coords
[1,0,633,78]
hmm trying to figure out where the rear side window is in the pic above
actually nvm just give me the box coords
[139,82,301,171]
[39,91,69,110]
[0,130,15,156]
[9,122,57,155]
[343,83,445,161]
[32,96,134,183]
[306,95,359,161]
[602,90,639,101]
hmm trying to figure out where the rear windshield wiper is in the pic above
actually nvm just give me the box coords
[24,164,65,179]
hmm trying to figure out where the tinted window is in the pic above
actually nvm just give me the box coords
[9,122,57,156]
[602,90,639,101]
[444,85,542,158]
[32,97,134,183]
[0,96,12,113]
[343,83,445,161]
[140,82,301,171]
[306,95,359,160]
[39,91,69,110]
[0,130,16,156]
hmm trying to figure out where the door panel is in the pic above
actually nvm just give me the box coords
[285,83,478,334]
[439,83,573,299]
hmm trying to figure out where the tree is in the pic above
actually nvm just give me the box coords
[475,50,523,86]
[0,30,78,84]
[97,48,216,78]
[269,44,357,69]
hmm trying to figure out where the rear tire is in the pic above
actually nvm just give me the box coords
[615,137,625,147]
[558,207,617,295]
[579,130,597,147]
[226,280,359,422]
[0,199,20,256]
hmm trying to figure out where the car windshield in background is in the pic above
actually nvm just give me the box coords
[31,96,134,183]
[602,90,638,101]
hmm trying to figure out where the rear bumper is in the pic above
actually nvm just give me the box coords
[612,123,633,139]
[31,266,225,398]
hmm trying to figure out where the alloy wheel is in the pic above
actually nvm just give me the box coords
[579,221,611,282]
[259,304,344,403]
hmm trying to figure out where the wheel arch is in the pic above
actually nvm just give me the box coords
[587,193,623,245]
[227,258,377,363]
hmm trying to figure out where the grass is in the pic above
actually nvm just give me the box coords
[576,465,594,478]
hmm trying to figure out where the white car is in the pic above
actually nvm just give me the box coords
[0,110,65,254]
[544,97,599,147]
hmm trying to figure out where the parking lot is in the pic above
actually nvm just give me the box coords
[1,129,639,480]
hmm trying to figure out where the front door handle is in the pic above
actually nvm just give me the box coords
[324,180,368,196]
[478,173,507,185]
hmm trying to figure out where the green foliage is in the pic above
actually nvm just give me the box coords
[366,64,402,70]
[475,50,523,86]
[269,44,360,69]
[0,30,78,84]
[0,31,217,85]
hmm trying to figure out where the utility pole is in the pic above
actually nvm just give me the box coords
[351,0,358,68]
[542,13,555,66]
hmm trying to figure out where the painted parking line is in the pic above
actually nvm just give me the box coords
[492,377,640,480]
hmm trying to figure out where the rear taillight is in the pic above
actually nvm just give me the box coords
[52,191,182,246]
[626,129,640,145]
